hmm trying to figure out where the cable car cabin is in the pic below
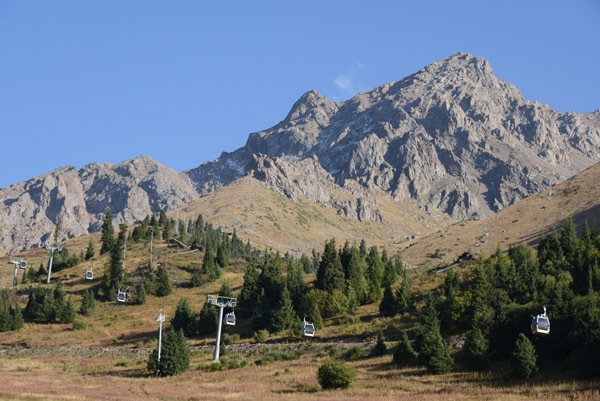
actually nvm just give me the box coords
[19,260,27,269]
[301,316,315,337]
[116,289,127,303]
[224,311,236,326]
[302,322,315,337]
[531,306,550,335]
[85,269,93,280]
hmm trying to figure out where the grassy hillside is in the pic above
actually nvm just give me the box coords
[402,161,600,267]
[170,176,452,254]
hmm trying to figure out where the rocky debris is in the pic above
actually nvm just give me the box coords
[0,155,198,252]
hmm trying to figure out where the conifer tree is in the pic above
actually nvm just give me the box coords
[10,304,24,331]
[307,303,323,330]
[316,239,345,293]
[464,324,489,369]
[85,239,95,260]
[239,264,261,319]
[372,329,387,356]
[147,329,190,376]
[100,210,115,254]
[60,298,76,324]
[286,263,307,311]
[393,331,418,367]
[395,277,415,314]
[510,333,538,379]
[135,284,147,305]
[379,284,396,316]
[106,224,127,296]
[154,266,173,297]
[171,298,195,337]
[162,218,171,241]
[197,303,218,335]
[366,246,384,284]
[417,300,454,374]
[216,242,229,268]
[346,247,367,304]
[272,286,296,332]
[218,281,233,298]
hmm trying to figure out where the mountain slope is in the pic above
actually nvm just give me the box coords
[0,155,197,252]
[401,159,600,266]
[170,176,451,253]
[186,52,600,221]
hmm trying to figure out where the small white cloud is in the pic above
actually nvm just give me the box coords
[332,61,368,100]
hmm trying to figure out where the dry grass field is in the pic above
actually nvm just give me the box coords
[0,349,598,401]
[402,161,600,267]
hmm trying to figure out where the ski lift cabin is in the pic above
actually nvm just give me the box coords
[85,267,93,280]
[301,316,315,337]
[116,289,127,303]
[531,306,550,335]
[19,259,27,269]
[224,311,236,326]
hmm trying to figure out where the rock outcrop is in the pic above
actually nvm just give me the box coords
[0,156,197,252]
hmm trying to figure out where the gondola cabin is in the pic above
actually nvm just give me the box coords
[301,316,315,337]
[116,289,127,303]
[224,311,236,326]
[531,306,550,335]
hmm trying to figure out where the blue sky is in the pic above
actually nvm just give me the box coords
[0,1,598,188]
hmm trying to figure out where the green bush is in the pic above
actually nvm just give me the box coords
[254,329,269,343]
[72,320,86,330]
[343,345,363,361]
[317,359,356,390]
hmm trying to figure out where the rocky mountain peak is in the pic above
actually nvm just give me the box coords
[187,53,600,223]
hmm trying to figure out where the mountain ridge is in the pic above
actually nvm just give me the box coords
[1,52,599,253]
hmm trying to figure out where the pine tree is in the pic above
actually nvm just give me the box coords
[371,329,387,356]
[393,331,418,367]
[359,239,367,258]
[100,210,115,254]
[135,284,147,305]
[154,266,172,297]
[307,303,324,330]
[286,263,307,311]
[417,300,454,374]
[105,224,127,298]
[162,219,171,241]
[239,264,261,319]
[464,324,489,370]
[218,281,233,298]
[271,286,296,332]
[379,284,396,316]
[147,329,190,376]
[60,298,76,324]
[366,246,384,284]
[316,239,345,293]
[395,278,415,314]
[197,303,218,336]
[346,247,367,304]
[216,243,229,268]
[85,239,95,260]
[171,298,195,337]
[10,304,24,331]
[510,333,538,379]
[79,289,97,315]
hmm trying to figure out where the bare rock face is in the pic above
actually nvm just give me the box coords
[186,52,600,221]
[0,156,197,252]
